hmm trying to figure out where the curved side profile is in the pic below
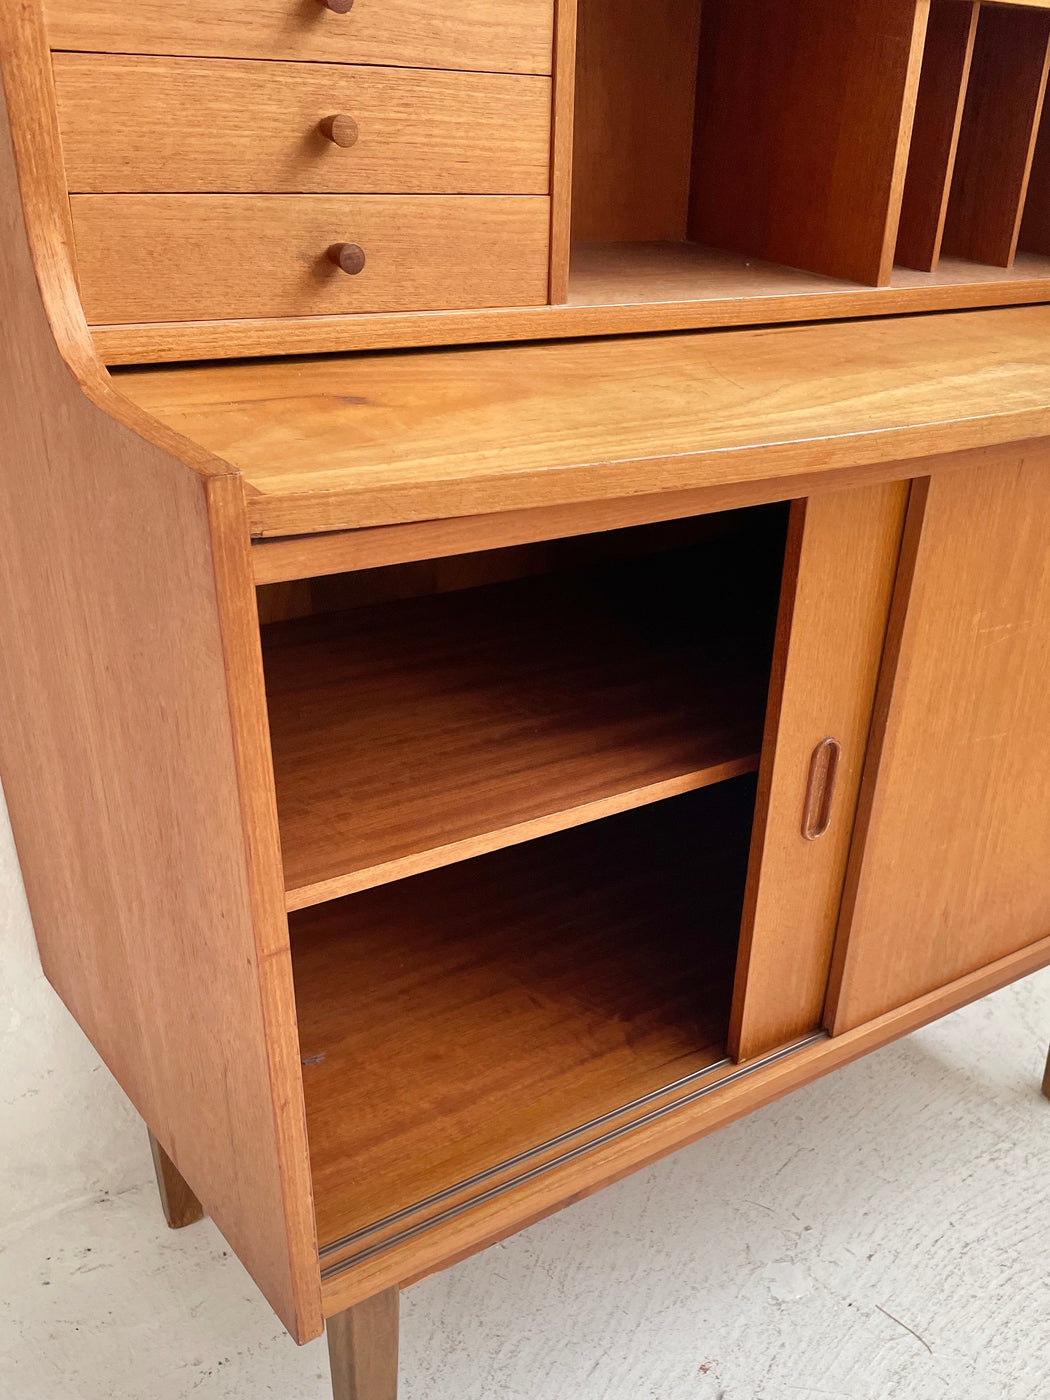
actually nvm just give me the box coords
[0,1,322,1342]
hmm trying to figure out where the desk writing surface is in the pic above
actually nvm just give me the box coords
[117,304,1050,534]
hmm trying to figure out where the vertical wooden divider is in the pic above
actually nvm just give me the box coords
[941,5,1050,267]
[548,0,578,303]
[689,0,930,287]
[896,1,979,272]
[1019,86,1050,256]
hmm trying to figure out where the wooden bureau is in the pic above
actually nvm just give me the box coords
[3,0,1050,1394]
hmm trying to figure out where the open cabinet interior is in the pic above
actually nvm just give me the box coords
[565,0,1050,311]
[257,505,792,1261]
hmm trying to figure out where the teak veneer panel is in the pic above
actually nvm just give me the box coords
[547,0,577,300]
[320,929,1050,1310]
[829,448,1050,1032]
[117,304,1050,536]
[70,193,550,324]
[571,0,704,242]
[91,247,1050,364]
[0,7,320,1341]
[895,0,980,272]
[690,0,930,286]
[43,0,555,76]
[53,54,552,196]
[264,554,776,908]
[730,483,909,1062]
[1020,96,1050,255]
[292,786,752,1251]
[941,5,1050,266]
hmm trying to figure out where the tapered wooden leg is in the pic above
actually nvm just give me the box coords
[148,1130,204,1229]
[327,1289,399,1400]
[1042,1045,1050,1101]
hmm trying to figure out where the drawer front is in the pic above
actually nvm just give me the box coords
[44,0,554,76]
[53,55,553,196]
[69,195,551,323]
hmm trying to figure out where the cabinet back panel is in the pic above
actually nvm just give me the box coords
[571,0,703,240]
[690,0,930,286]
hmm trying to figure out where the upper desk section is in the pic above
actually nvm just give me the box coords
[32,0,1050,363]
[117,303,1050,538]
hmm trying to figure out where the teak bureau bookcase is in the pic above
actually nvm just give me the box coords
[3,0,1050,1394]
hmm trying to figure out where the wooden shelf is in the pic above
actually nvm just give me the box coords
[291,782,755,1254]
[568,240,1050,306]
[264,537,781,909]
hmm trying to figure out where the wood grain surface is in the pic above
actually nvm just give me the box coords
[690,0,930,285]
[318,928,1050,1311]
[547,0,577,300]
[53,54,552,195]
[264,533,781,907]
[292,784,755,1249]
[0,5,321,1341]
[43,0,555,76]
[730,483,910,1061]
[571,0,704,241]
[1019,88,1050,255]
[70,193,550,323]
[942,5,1050,266]
[829,449,1050,1031]
[148,1131,205,1230]
[895,1,980,271]
[245,439,1016,586]
[91,247,1050,363]
[327,1289,399,1400]
[117,304,1050,535]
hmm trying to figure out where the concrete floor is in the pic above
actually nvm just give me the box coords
[1,968,1048,1400]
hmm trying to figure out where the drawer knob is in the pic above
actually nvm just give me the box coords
[329,242,367,275]
[318,0,355,11]
[319,114,360,148]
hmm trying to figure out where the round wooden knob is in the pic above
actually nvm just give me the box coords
[319,114,360,148]
[318,0,354,12]
[329,243,366,275]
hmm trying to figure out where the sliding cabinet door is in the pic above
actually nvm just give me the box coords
[828,449,1050,1033]
[730,481,908,1060]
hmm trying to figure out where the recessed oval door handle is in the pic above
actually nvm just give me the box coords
[328,242,367,275]
[319,114,360,147]
[802,737,841,841]
[318,0,355,12]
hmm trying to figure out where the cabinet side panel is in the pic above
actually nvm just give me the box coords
[0,18,321,1342]
[828,449,1050,1033]
[729,482,909,1061]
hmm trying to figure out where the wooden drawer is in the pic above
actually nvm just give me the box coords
[43,0,554,76]
[69,195,551,323]
[52,55,553,196]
